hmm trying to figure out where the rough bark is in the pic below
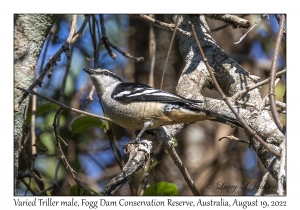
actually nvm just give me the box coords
[14,14,57,193]
[164,15,284,183]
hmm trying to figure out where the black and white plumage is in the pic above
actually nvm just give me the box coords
[112,83,202,106]
[83,68,241,142]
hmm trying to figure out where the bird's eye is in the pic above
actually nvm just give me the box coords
[104,71,108,76]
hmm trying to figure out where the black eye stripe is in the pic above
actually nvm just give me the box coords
[95,69,123,82]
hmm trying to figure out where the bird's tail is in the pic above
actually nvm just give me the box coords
[189,103,243,129]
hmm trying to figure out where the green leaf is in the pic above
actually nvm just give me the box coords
[26,103,58,125]
[143,181,178,196]
[71,116,105,134]
[39,132,56,155]
[36,103,59,117]
[69,184,102,196]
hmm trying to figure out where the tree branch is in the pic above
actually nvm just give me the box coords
[15,86,112,122]
[134,14,192,37]
[205,14,251,29]
[164,144,201,195]
[164,14,284,183]
[160,14,179,89]
[231,68,286,101]
[269,14,285,133]
[100,15,144,62]
[189,21,281,157]
[234,14,268,44]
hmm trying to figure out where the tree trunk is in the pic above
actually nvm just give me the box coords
[14,14,57,194]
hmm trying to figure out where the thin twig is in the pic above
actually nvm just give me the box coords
[255,157,276,195]
[18,148,47,193]
[50,158,62,195]
[53,107,95,195]
[160,14,179,90]
[66,15,77,44]
[31,87,37,155]
[135,14,191,37]
[57,33,76,131]
[260,95,286,112]
[86,86,96,102]
[15,86,112,122]
[110,42,144,61]
[86,16,101,103]
[274,100,286,110]
[39,32,54,78]
[105,122,125,169]
[100,14,116,59]
[236,100,286,113]
[100,15,144,62]
[92,15,100,69]
[14,15,90,112]
[275,15,286,38]
[205,14,251,29]
[211,15,249,32]
[189,21,281,157]
[164,145,201,196]
[231,68,286,101]
[234,14,268,44]
[36,184,55,196]
[219,135,250,144]
[95,17,125,169]
[53,108,83,195]
[148,14,156,87]
[19,179,36,195]
[269,14,285,133]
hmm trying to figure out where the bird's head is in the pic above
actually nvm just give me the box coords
[83,68,122,94]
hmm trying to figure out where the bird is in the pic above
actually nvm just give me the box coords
[83,68,241,142]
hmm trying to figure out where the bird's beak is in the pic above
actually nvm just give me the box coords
[83,68,94,75]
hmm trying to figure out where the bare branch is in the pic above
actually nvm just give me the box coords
[31,88,37,155]
[189,21,281,157]
[66,15,77,44]
[205,14,251,29]
[105,135,157,195]
[275,15,286,38]
[105,123,125,169]
[86,85,96,102]
[148,14,156,87]
[231,68,286,101]
[219,135,250,144]
[134,14,191,37]
[234,14,268,44]
[210,15,251,32]
[53,108,83,195]
[15,86,112,122]
[269,14,285,132]
[160,14,179,89]
[100,15,144,62]
[164,144,201,195]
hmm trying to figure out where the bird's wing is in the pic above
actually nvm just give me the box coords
[112,83,202,104]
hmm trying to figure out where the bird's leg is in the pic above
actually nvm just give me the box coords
[128,121,151,144]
